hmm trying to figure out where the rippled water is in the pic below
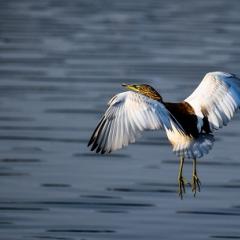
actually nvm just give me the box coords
[1,1,240,239]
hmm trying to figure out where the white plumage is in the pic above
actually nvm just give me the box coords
[185,72,240,131]
[165,128,215,159]
[88,91,184,154]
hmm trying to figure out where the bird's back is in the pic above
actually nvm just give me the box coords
[164,101,199,138]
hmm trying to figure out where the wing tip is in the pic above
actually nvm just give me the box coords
[88,137,109,155]
[87,137,94,147]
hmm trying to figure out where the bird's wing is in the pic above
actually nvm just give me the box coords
[185,72,240,131]
[88,91,185,154]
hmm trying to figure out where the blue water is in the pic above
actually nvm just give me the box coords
[1,1,240,239]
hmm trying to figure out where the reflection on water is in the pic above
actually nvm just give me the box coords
[1,0,240,239]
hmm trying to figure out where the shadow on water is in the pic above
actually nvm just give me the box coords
[47,229,115,233]
[32,236,74,240]
[73,152,130,158]
[177,209,240,216]
[161,159,240,167]
[211,236,240,239]
[107,186,175,194]
[0,158,42,163]
[41,184,71,188]
[0,135,87,143]
[0,199,154,210]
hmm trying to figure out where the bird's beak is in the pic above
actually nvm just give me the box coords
[122,83,138,92]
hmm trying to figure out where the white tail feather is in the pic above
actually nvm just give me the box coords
[172,134,215,159]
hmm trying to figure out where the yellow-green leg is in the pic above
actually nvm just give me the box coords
[178,156,187,199]
[191,158,201,197]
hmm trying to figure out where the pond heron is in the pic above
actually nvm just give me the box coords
[88,72,240,198]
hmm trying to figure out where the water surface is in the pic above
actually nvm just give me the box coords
[1,1,240,239]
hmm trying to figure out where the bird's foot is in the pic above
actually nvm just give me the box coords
[191,173,201,197]
[178,176,188,199]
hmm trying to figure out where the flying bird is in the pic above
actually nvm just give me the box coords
[88,72,240,198]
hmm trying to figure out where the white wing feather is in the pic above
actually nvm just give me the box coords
[168,71,240,159]
[88,91,184,153]
[185,72,240,131]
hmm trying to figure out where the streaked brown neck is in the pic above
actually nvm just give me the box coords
[139,85,163,102]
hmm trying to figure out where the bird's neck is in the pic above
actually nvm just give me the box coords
[141,88,163,102]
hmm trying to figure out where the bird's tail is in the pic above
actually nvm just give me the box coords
[172,133,215,159]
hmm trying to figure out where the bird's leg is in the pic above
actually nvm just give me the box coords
[178,156,187,199]
[191,158,201,197]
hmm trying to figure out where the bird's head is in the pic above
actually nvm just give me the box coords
[122,83,162,101]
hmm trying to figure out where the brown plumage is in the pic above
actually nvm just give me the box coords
[122,84,163,101]
[135,84,163,101]
[164,101,199,138]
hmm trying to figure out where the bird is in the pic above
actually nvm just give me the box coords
[88,71,240,198]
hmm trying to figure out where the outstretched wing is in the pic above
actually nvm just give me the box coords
[88,91,184,154]
[185,71,240,131]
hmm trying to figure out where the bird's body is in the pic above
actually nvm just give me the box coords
[88,72,240,198]
[164,101,200,137]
